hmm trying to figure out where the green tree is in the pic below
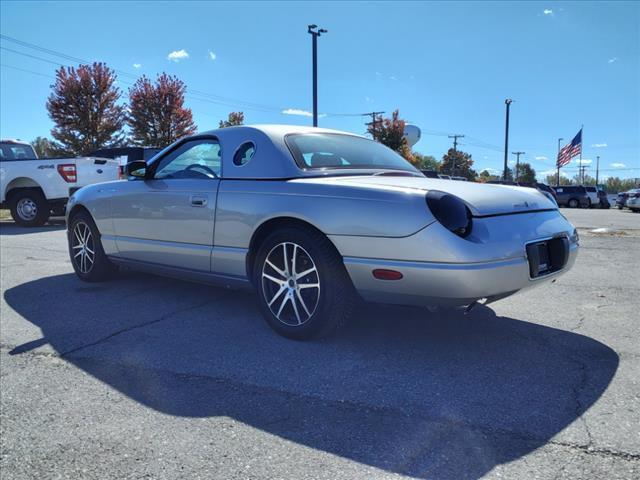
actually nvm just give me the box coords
[604,176,638,193]
[478,169,501,183]
[545,174,572,186]
[30,136,59,158]
[516,162,536,183]
[47,62,125,155]
[219,111,244,128]
[440,148,477,181]
[412,152,440,171]
[367,109,413,162]
[128,73,197,147]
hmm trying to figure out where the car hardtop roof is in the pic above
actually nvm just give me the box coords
[199,124,365,141]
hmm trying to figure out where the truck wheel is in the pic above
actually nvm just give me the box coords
[568,198,579,208]
[68,211,117,282]
[253,226,355,340]
[9,189,50,227]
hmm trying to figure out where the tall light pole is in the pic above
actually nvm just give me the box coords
[512,151,525,182]
[596,155,600,186]
[503,99,513,181]
[556,137,564,187]
[308,24,327,127]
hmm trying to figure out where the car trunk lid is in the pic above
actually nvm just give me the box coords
[298,174,556,217]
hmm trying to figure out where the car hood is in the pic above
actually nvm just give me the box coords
[298,175,557,217]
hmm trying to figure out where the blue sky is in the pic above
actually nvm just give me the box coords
[1,1,638,180]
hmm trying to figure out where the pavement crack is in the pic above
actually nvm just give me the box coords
[59,296,225,358]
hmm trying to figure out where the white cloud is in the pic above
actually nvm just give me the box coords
[375,71,382,77]
[208,51,217,61]
[389,75,397,81]
[591,143,607,148]
[608,57,618,64]
[365,96,373,103]
[541,169,569,178]
[611,163,626,168]
[535,156,548,160]
[132,63,142,69]
[508,160,516,166]
[167,49,189,62]
[483,156,489,160]
[281,108,326,118]
[574,158,592,166]
[543,8,553,15]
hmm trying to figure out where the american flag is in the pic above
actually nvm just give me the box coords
[557,129,582,168]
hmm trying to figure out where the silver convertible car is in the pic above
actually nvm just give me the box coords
[66,125,579,339]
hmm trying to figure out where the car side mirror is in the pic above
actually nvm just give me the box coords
[127,160,147,178]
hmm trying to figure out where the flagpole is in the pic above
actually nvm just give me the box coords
[556,137,563,187]
[580,124,584,185]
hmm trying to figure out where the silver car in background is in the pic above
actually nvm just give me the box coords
[66,125,579,339]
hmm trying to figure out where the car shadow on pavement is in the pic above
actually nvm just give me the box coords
[0,219,66,235]
[4,272,618,480]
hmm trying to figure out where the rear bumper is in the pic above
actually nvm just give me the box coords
[344,242,578,307]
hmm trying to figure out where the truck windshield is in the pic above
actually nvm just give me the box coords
[285,133,418,172]
[0,143,37,160]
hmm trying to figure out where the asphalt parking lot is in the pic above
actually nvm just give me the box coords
[1,208,639,479]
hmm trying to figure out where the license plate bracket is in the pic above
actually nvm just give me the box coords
[526,237,569,278]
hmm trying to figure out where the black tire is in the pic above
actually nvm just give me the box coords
[568,198,579,208]
[9,189,50,227]
[67,211,117,282]
[253,226,355,340]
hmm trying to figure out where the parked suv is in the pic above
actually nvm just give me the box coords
[552,186,590,208]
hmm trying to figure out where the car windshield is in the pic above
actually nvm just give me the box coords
[285,133,418,173]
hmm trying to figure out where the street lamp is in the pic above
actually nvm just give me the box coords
[308,24,327,127]
[503,99,513,181]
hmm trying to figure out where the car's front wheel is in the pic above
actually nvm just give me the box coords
[254,227,355,340]
[68,211,117,282]
[568,198,579,208]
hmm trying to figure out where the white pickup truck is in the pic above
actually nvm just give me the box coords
[0,139,120,226]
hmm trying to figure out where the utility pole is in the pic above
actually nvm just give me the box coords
[579,165,588,184]
[448,134,465,176]
[364,111,385,141]
[307,24,327,127]
[512,151,525,182]
[503,99,513,181]
[556,137,564,187]
[596,155,600,186]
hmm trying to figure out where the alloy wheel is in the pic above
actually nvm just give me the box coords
[261,242,320,326]
[72,221,95,274]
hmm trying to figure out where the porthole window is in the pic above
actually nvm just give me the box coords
[233,142,256,166]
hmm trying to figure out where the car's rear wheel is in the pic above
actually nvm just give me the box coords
[9,189,50,227]
[68,211,117,282]
[253,227,355,340]
[568,198,579,208]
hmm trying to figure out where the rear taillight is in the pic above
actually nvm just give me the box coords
[57,164,77,183]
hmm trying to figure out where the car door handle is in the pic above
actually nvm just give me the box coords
[191,195,208,207]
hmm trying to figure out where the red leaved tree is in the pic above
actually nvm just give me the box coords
[46,62,126,155]
[367,109,414,163]
[128,73,197,147]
